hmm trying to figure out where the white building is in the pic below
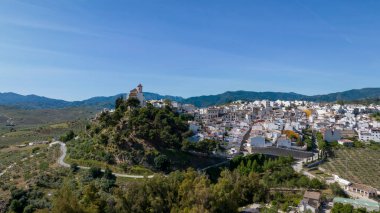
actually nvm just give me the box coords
[277,137,291,148]
[358,128,380,142]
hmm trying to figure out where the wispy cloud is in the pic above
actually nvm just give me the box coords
[0,42,74,57]
[296,0,353,44]
[0,17,101,37]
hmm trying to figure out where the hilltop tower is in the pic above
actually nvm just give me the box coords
[128,83,145,106]
[137,83,143,93]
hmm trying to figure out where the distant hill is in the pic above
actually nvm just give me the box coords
[0,92,71,109]
[182,91,307,107]
[305,88,380,102]
[0,92,183,109]
[1,88,380,109]
[182,88,380,107]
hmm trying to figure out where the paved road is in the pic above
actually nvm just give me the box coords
[50,141,154,179]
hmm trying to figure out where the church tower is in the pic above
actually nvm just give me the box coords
[128,84,145,106]
[137,83,143,93]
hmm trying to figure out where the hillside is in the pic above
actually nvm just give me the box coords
[66,98,221,173]
[1,88,380,108]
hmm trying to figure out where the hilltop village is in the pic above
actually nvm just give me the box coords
[130,84,380,212]
[150,94,380,154]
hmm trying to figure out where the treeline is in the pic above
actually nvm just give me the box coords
[47,154,326,213]
[339,98,380,106]
[230,154,325,189]
[51,169,263,213]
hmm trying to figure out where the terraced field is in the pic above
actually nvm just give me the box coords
[320,148,380,189]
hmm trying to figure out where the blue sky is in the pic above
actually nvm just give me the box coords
[1,0,380,101]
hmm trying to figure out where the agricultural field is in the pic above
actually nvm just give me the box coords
[0,105,96,128]
[0,144,62,201]
[0,120,88,146]
[320,147,380,189]
[0,105,96,146]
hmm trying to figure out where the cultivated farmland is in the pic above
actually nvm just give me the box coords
[320,147,380,189]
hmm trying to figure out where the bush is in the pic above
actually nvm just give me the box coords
[88,167,103,179]
[60,130,75,142]
[70,163,79,173]
[330,183,347,197]
[332,203,354,213]
[32,147,40,153]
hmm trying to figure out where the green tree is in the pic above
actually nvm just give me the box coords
[126,97,141,108]
[332,203,354,213]
[115,96,124,109]
[88,167,103,179]
[330,183,347,197]
[52,183,84,213]
[336,100,345,106]
[154,154,171,171]
[70,163,79,173]
[60,130,75,142]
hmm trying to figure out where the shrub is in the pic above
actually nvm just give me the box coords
[88,167,103,179]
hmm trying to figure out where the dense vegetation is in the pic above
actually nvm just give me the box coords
[48,154,325,213]
[67,98,200,172]
[229,154,325,189]
[1,140,324,212]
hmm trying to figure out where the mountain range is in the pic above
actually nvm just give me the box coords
[1,88,380,109]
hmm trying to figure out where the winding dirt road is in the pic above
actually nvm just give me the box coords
[50,141,154,179]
